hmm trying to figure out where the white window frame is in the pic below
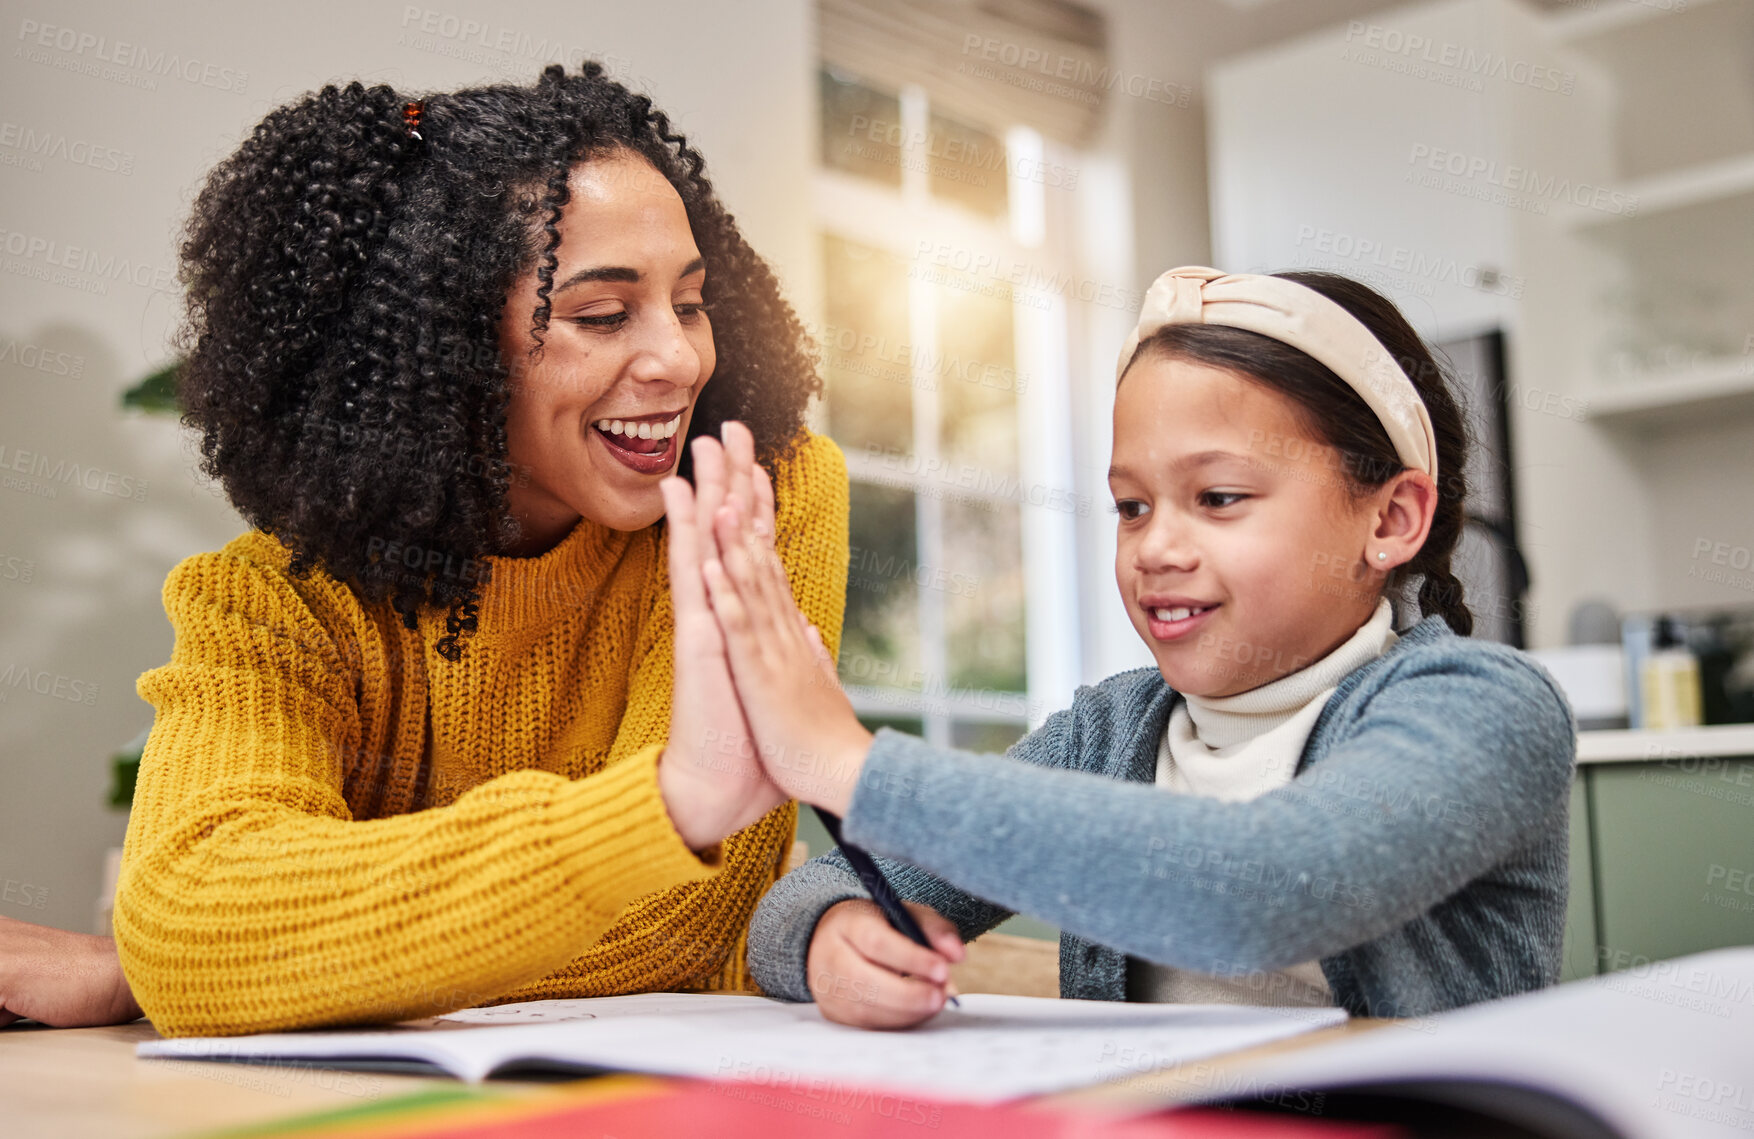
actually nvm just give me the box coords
[815,80,1083,745]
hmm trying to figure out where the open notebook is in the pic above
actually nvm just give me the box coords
[137,992,1346,1103]
[1186,947,1754,1139]
[138,948,1754,1133]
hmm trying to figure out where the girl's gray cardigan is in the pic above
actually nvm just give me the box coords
[746,615,1577,1018]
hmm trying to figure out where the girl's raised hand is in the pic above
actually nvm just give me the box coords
[695,424,873,815]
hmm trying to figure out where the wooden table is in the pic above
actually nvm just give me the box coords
[0,1015,1395,1139]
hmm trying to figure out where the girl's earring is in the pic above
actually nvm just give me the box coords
[1376,551,1388,562]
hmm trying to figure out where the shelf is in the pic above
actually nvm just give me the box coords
[1583,355,1754,429]
[1576,723,1754,765]
[1556,151,1754,231]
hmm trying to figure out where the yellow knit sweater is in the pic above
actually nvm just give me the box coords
[113,432,849,1038]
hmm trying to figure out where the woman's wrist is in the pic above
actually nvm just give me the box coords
[655,743,731,851]
[100,936,144,1024]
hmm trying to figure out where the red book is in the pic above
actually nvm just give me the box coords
[300,1077,1401,1139]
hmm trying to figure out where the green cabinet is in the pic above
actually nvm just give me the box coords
[1561,775,1598,982]
[1584,756,1754,969]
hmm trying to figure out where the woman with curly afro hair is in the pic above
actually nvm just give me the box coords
[0,61,850,1036]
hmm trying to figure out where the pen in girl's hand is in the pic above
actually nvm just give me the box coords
[812,806,960,1007]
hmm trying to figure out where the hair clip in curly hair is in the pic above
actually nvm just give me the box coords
[402,100,425,141]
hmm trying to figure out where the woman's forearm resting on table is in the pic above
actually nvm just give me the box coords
[114,748,723,1036]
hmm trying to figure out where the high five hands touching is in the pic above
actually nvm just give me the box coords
[654,424,793,851]
[660,422,872,821]
[655,419,869,848]
[660,422,964,1027]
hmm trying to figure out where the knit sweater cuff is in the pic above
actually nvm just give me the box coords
[746,860,868,1001]
[549,743,726,908]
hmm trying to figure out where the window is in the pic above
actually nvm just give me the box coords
[814,68,1078,754]
[804,52,1092,943]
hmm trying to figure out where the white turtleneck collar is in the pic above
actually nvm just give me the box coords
[1160,599,1398,800]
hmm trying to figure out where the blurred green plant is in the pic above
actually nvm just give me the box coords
[120,360,181,415]
[107,359,178,811]
[108,727,148,810]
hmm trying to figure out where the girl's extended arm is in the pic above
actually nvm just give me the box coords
[705,466,1572,998]
[832,649,1570,977]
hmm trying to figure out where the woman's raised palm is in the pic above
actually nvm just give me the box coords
[655,423,789,848]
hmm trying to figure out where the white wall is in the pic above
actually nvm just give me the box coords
[1205,0,1673,649]
[0,0,814,935]
[1068,0,1435,682]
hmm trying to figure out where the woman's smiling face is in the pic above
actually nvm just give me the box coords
[498,149,714,552]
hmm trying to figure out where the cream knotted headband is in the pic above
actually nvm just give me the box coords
[1115,265,1438,482]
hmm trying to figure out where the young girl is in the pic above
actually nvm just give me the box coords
[0,63,849,1035]
[677,265,1575,1028]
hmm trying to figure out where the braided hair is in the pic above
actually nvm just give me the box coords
[175,62,820,659]
[1129,271,1474,635]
